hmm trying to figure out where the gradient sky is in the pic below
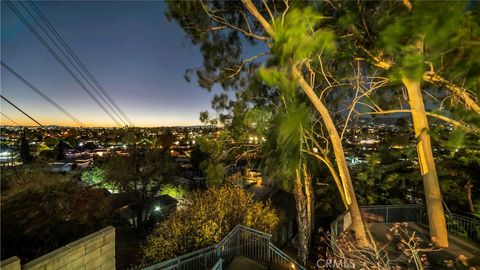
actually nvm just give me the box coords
[1,1,236,127]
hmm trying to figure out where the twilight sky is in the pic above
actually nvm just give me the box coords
[1,1,232,127]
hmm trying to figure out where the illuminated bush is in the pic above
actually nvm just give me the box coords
[159,184,187,199]
[142,186,279,262]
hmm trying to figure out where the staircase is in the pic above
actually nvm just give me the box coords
[142,225,304,270]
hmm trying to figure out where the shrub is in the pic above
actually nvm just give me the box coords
[142,186,279,262]
[1,170,112,262]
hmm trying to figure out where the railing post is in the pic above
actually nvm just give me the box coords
[386,205,389,223]
[267,235,271,262]
[235,228,240,256]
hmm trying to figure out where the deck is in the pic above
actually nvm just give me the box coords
[368,222,480,269]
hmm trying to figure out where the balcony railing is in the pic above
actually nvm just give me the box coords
[331,204,480,242]
[142,225,305,270]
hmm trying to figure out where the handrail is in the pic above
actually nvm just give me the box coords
[236,225,272,238]
[211,258,223,270]
[142,245,216,270]
[330,204,480,242]
[269,243,304,269]
[450,213,480,223]
[143,225,305,270]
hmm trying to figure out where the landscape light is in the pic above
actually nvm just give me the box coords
[154,206,160,211]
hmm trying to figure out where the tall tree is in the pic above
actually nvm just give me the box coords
[20,129,32,164]
[334,0,479,247]
[166,0,370,249]
[103,146,176,231]
[259,85,315,263]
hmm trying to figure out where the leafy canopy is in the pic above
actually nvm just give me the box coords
[142,186,279,262]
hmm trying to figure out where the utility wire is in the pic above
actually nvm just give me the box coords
[27,1,134,127]
[0,112,20,126]
[1,61,85,127]
[16,1,127,127]
[1,94,74,148]
[6,1,123,127]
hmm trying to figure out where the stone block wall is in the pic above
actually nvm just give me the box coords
[1,257,21,270]
[0,226,115,270]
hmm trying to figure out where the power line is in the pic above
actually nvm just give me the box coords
[1,95,74,148]
[1,61,85,127]
[1,94,47,128]
[27,1,135,127]
[19,1,128,127]
[15,0,127,127]
[0,112,20,126]
[5,1,123,127]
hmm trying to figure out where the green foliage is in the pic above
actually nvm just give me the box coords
[272,7,335,65]
[102,148,176,229]
[200,160,225,186]
[141,187,279,262]
[352,149,423,205]
[81,167,105,185]
[159,184,187,200]
[81,167,116,191]
[436,150,480,213]
[199,110,210,125]
[375,1,480,83]
[103,149,175,193]
[1,170,112,261]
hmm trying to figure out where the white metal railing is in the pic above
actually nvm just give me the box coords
[142,225,305,270]
[445,213,480,241]
[331,204,480,242]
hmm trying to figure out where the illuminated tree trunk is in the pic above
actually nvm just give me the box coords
[465,178,475,213]
[303,165,314,261]
[293,170,310,266]
[304,166,314,234]
[402,77,449,248]
[293,66,370,248]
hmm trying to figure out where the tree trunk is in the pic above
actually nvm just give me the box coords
[240,0,367,248]
[402,77,449,248]
[293,66,370,248]
[311,151,349,209]
[303,166,314,255]
[465,178,475,213]
[423,72,480,115]
[294,171,309,266]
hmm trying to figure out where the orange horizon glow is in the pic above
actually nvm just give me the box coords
[0,118,203,128]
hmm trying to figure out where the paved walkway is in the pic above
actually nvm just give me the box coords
[226,256,268,270]
[368,222,480,269]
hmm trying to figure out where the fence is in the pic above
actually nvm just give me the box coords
[331,204,480,242]
[445,213,480,241]
[142,225,305,270]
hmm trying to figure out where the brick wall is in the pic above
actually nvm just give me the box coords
[0,226,115,270]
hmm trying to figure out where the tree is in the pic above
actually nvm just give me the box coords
[1,170,112,262]
[141,187,279,263]
[260,99,315,264]
[332,0,479,247]
[81,167,117,191]
[155,130,175,151]
[436,150,480,214]
[102,147,176,230]
[159,184,187,200]
[166,0,370,250]
[20,129,32,164]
